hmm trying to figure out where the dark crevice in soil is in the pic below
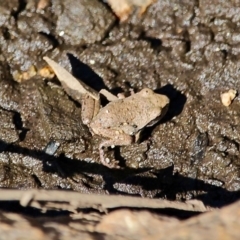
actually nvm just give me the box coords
[39,32,59,49]
[209,27,215,41]
[1,27,11,40]
[12,111,29,141]
[221,49,228,60]
[139,32,162,53]
[185,40,191,53]
[12,0,27,20]
[31,174,42,187]
[183,30,191,53]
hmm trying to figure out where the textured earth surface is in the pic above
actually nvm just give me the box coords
[0,0,240,220]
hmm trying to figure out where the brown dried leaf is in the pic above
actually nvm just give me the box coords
[43,57,99,103]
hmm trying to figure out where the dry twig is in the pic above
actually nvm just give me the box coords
[0,189,208,213]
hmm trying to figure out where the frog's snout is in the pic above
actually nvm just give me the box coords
[158,94,170,119]
[156,94,170,109]
[161,95,170,107]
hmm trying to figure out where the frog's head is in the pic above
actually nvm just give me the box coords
[140,88,170,127]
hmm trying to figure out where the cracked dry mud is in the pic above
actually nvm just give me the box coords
[0,0,240,210]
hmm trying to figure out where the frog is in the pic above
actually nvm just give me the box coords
[83,88,169,168]
[43,57,169,168]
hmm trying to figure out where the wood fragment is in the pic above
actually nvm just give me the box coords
[0,189,209,213]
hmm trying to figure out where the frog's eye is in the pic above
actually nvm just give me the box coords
[141,88,153,96]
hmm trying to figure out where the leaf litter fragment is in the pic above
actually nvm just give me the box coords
[43,56,99,103]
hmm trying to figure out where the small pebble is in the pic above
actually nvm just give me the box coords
[44,141,60,155]
[59,31,65,36]
[220,89,237,106]
[89,60,95,65]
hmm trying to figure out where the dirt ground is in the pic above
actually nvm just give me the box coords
[0,0,240,239]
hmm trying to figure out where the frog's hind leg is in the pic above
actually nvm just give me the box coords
[81,94,100,126]
[98,130,134,168]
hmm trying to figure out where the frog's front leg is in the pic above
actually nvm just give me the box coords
[98,129,134,168]
[99,89,118,102]
[81,94,100,126]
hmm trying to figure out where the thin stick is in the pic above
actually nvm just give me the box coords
[0,189,208,212]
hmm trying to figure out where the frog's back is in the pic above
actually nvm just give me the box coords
[90,95,162,135]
